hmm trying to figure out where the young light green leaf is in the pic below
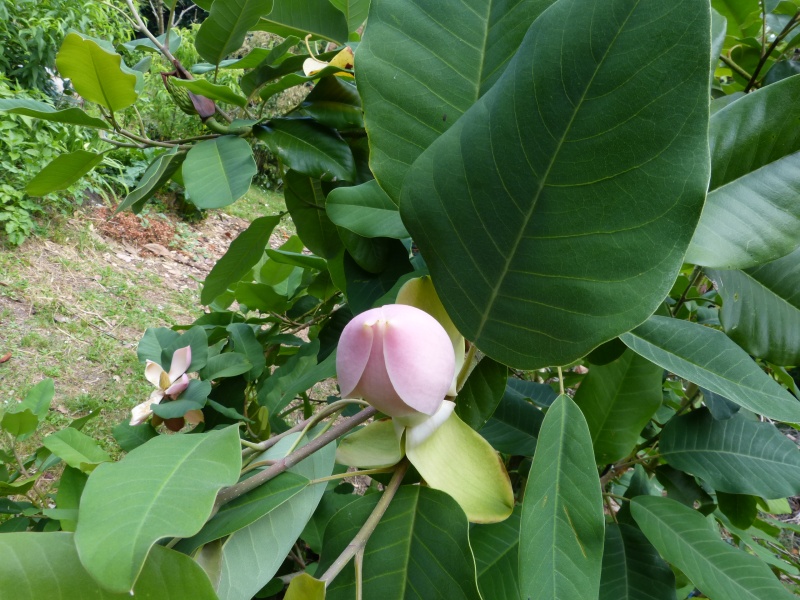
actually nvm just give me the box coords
[26,150,104,196]
[519,395,605,599]
[183,136,258,209]
[1,378,54,439]
[708,247,800,366]
[318,486,482,600]
[336,419,403,468]
[401,0,711,369]
[195,0,275,65]
[0,99,108,128]
[55,32,139,111]
[632,496,794,600]
[660,409,800,499]
[687,75,800,269]
[201,215,281,304]
[359,0,556,202]
[74,426,242,593]
[574,349,663,464]
[620,316,800,422]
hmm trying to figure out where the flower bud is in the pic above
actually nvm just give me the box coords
[336,304,455,420]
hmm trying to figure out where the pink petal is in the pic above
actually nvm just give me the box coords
[144,360,165,388]
[168,345,192,382]
[165,373,189,397]
[382,305,455,415]
[336,311,376,398]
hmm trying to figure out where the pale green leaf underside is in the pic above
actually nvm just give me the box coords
[183,136,257,209]
[0,99,108,128]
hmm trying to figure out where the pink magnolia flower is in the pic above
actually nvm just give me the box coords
[336,304,455,425]
[130,345,192,426]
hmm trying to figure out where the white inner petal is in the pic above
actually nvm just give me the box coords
[403,401,456,449]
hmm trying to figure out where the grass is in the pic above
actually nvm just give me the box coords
[0,185,280,455]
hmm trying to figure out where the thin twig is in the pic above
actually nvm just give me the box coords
[745,12,800,91]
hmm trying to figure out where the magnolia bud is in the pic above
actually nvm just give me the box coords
[336,304,455,421]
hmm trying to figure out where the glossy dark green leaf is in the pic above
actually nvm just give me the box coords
[201,216,281,304]
[455,357,508,430]
[74,427,241,593]
[300,487,362,554]
[519,395,605,599]
[284,170,343,258]
[661,409,800,499]
[505,378,558,408]
[26,150,104,196]
[239,48,337,96]
[184,136,257,209]
[115,148,184,214]
[708,248,800,366]
[358,0,556,202]
[54,466,86,532]
[226,323,266,380]
[342,243,413,312]
[256,0,348,43]
[763,59,800,85]
[478,385,543,456]
[0,99,108,128]
[600,523,676,600]
[402,0,711,369]
[716,492,758,530]
[632,496,794,600]
[172,78,248,107]
[254,119,355,182]
[687,75,800,269]
[195,0,274,65]
[574,349,663,464]
[0,533,217,599]
[295,76,362,130]
[55,32,139,111]
[616,464,656,526]
[327,180,409,238]
[175,472,308,553]
[195,35,300,72]
[620,316,800,423]
[471,506,522,600]
[319,486,481,600]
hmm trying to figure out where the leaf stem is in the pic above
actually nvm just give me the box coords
[557,366,565,396]
[283,399,370,455]
[319,460,409,587]
[671,266,703,316]
[307,467,394,485]
[719,54,753,81]
[214,406,377,511]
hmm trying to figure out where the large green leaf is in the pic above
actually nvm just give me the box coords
[519,395,605,599]
[632,496,794,600]
[330,0,370,33]
[708,248,800,366]
[295,75,363,130]
[216,431,335,600]
[183,136,257,209]
[55,32,139,111]
[254,119,355,182]
[620,316,800,423]
[471,506,522,600]
[284,170,343,258]
[195,0,274,65]
[115,148,184,214]
[256,0,348,43]
[600,523,676,600]
[318,486,482,600]
[573,349,663,464]
[201,215,281,304]
[660,409,800,499]
[402,0,711,369]
[0,99,108,128]
[26,150,104,196]
[0,533,217,599]
[74,426,241,593]
[358,0,556,203]
[687,75,800,269]
[327,180,409,239]
[42,428,111,473]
